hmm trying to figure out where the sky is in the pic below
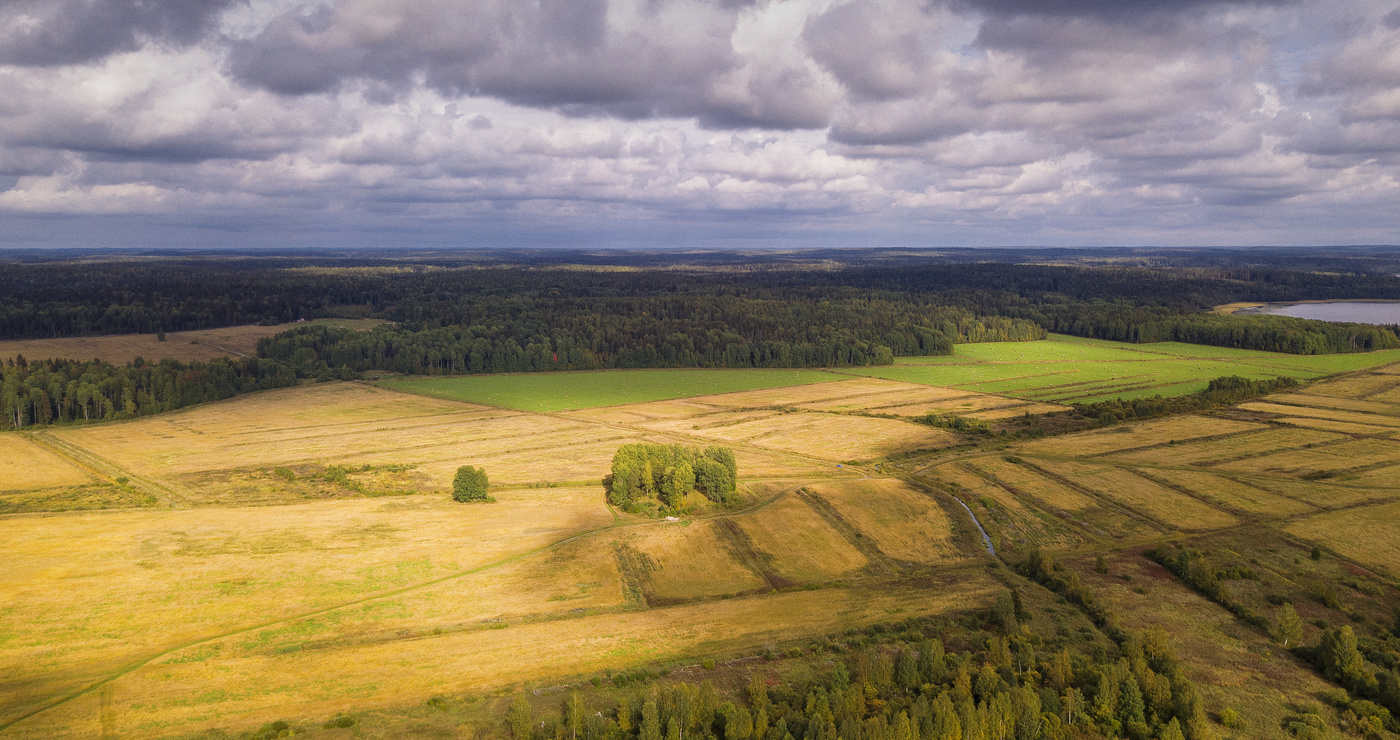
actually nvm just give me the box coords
[0,0,1398,250]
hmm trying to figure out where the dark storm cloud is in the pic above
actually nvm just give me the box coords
[0,0,237,66]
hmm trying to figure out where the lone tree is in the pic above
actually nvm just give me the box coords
[453,465,492,502]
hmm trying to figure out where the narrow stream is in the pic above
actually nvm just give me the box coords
[952,495,997,557]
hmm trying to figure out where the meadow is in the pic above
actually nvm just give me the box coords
[6,342,1400,738]
[844,333,1400,402]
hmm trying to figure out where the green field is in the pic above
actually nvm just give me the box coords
[378,368,841,412]
[845,334,1400,403]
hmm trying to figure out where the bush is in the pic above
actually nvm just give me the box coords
[1219,707,1243,728]
[323,715,356,728]
[453,465,493,502]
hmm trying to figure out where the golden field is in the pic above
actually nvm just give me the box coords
[8,359,1400,738]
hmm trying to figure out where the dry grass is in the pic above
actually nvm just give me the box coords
[805,479,966,565]
[0,488,614,729]
[1019,416,1262,458]
[1264,393,1400,416]
[1142,469,1315,516]
[658,411,955,461]
[1032,460,1238,530]
[1239,402,1400,429]
[623,521,768,600]
[0,320,383,365]
[964,403,1068,420]
[1269,416,1400,436]
[0,434,94,491]
[0,484,154,514]
[1217,438,1400,476]
[927,463,1084,551]
[8,576,999,740]
[734,495,869,582]
[1298,375,1400,399]
[1107,428,1347,467]
[963,457,1099,512]
[1286,501,1400,576]
[1246,476,1396,508]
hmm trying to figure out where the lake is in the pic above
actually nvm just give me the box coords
[1253,301,1400,325]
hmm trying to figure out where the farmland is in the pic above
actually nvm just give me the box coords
[6,345,1400,737]
[844,333,1400,402]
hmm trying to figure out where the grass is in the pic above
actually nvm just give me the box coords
[1018,415,1263,458]
[843,333,1400,403]
[1287,501,1400,576]
[733,495,869,582]
[1142,468,1315,516]
[0,319,383,364]
[378,368,840,413]
[623,521,769,601]
[0,435,94,490]
[925,463,1084,551]
[805,480,966,565]
[1030,460,1239,530]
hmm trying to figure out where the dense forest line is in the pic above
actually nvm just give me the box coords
[256,298,1043,375]
[3,259,1397,363]
[0,355,302,430]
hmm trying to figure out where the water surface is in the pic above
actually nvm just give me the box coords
[1257,302,1400,325]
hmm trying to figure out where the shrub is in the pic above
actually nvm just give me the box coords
[453,465,493,502]
[323,715,356,728]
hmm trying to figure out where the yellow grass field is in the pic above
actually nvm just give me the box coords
[0,319,383,364]
[1286,501,1400,576]
[1107,427,1347,467]
[963,457,1099,512]
[1265,393,1400,416]
[0,434,94,491]
[927,463,1084,550]
[804,479,966,565]
[1217,438,1400,476]
[624,521,769,601]
[5,576,1000,740]
[1269,416,1400,436]
[734,495,870,582]
[1031,460,1238,530]
[1143,469,1316,516]
[1298,375,1400,399]
[1019,416,1262,458]
[0,489,614,729]
[642,410,956,461]
[1245,476,1397,508]
[1239,402,1400,429]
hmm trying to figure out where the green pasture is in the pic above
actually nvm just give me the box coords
[851,334,1400,403]
[378,368,840,413]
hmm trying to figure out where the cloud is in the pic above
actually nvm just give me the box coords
[0,0,237,66]
[0,0,1398,248]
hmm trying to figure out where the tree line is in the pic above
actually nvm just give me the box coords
[609,444,737,512]
[5,258,1396,361]
[0,355,301,430]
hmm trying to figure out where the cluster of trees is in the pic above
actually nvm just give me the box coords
[1072,376,1298,425]
[0,355,299,430]
[609,444,737,510]
[452,465,492,503]
[505,592,1223,740]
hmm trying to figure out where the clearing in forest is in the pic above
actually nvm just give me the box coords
[0,319,383,364]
